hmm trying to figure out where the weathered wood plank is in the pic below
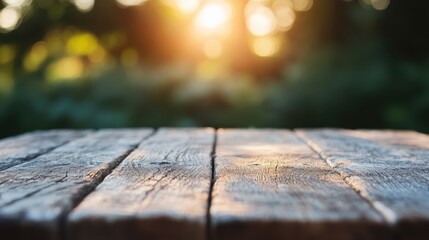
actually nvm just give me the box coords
[297,129,429,240]
[0,129,153,240]
[0,130,87,171]
[67,128,214,240]
[344,130,429,165]
[211,129,386,240]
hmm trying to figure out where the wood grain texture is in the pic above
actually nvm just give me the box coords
[0,130,87,171]
[297,129,429,240]
[211,129,386,240]
[0,129,152,240]
[67,128,215,240]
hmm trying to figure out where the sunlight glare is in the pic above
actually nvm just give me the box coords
[195,1,231,31]
[163,0,200,14]
[246,4,277,36]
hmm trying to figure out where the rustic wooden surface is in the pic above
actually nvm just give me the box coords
[0,129,152,240]
[211,129,386,240]
[0,128,428,240]
[68,128,214,240]
[0,130,87,171]
[297,129,429,240]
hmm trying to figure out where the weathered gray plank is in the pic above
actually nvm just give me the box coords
[344,130,429,165]
[67,128,214,240]
[0,130,87,171]
[211,129,386,240]
[0,129,153,240]
[297,129,429,240]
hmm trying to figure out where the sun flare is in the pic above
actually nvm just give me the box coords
[162,0,200,13]
[195,1,231,32]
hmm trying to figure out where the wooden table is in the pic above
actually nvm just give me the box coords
[0,128,428,240]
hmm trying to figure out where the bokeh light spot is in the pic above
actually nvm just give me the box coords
[2,0,32,7]
[371,0,390,10]
[274,6,295,31]
[73,0,95,13]
[88,46,106,63]
[116,0,147,8]
[195,1,231,31]
[46,57,84,82]
[291,0,313,12]
[23,41,48,72]
[0,45,16,64]
[246,4,277,36]
[251,36,281,57]
[67,33,99,56]
[0,7,21,32]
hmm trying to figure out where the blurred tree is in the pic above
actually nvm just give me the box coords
[0,0,428,138]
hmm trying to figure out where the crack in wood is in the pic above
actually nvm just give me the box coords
[294,130,394,225]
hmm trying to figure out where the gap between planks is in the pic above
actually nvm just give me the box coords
[206,129,218,240]
[67,128,215,240]
[1,128,396,239]
[293,130,391,225]
[58,129,158,240]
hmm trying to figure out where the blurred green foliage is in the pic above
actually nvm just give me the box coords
[0,0,429,137]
